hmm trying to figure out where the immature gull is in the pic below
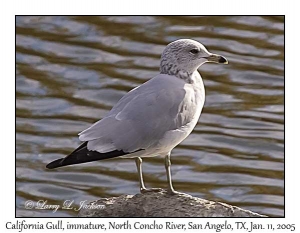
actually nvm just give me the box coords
[46,39,228,194]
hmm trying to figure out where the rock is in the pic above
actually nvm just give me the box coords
[78,190,266,217]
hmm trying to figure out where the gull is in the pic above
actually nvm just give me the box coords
[46,39,228,195]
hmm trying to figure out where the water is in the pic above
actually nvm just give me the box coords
[16,16,284,217]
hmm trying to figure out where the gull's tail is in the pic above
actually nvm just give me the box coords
[46,142,128,169]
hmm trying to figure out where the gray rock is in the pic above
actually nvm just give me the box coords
[78,190,266,217]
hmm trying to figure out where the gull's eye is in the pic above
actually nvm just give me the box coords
[190,49,199,54]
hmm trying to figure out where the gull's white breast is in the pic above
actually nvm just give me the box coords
[154,71,205,155]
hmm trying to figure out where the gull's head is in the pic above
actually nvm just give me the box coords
[160,39,228,77]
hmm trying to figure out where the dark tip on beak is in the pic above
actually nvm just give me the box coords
[218,56,228,64]
[206,54,228,64]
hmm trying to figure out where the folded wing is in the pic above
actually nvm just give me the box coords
[79,74,187,153]
[46,74,187,169]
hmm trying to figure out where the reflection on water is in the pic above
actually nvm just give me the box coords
[16,16,284,217]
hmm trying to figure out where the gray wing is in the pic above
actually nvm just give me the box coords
[79,74,189,153]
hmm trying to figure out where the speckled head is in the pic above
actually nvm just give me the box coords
[160,39,228,77]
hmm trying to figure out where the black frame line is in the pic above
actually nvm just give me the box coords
[15,15,285,218]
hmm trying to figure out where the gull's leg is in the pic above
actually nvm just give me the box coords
[165,153,185,195]
[135,157,147,191]
[135,157,162,193]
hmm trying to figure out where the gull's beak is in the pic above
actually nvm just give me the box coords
[206,53,228,64]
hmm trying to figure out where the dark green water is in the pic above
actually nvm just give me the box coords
[16,16,284,217]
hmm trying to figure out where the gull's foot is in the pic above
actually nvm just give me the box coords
[167,189,187,196]
[140,188,163,193]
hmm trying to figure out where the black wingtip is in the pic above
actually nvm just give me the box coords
[46,158,64,169]
[46,142,143,169]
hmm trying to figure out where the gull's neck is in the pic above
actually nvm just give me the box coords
[160,63,195,84]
